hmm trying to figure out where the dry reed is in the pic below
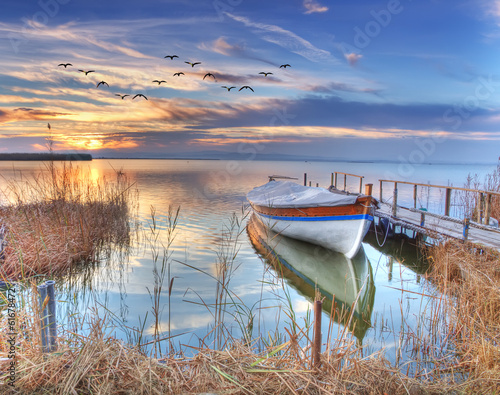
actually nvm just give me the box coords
[0,163,136,278]
[426,241,500,393]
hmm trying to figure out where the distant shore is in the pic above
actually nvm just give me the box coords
[0,153,92,161]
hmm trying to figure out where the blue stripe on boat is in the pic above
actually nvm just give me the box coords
[257,213,374,222]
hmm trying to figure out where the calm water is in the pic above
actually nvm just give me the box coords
[0,159,497,364]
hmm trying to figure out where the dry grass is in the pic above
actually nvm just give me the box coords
[0,163,136,278]
[425,241,500,393]
[0,295,439,395]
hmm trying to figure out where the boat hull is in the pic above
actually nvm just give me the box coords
[250,196,374,258]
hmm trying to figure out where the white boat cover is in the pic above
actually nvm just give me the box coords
[247,181,358,208]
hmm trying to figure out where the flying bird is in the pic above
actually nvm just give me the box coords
[58,63,72,68]
[221,86,236,91]
[152,80,167,85]
[203,73,216,80]
[279,64,291,68]
[164,55,179,59]
[133,94,148,100]
[259,72,273,76]
[79,70,95,75]
[239,86,254,92]
[47,123,51,130]
[185,61,201,67]
[96,81,109,88]
[115,94,130,99]
[173,72,184,76]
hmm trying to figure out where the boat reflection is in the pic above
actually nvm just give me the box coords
[247,215,375,342]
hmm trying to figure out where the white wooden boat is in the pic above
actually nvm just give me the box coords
[247,179,377,258]
[247,215,375,341]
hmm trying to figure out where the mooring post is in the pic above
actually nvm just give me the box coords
[463,218,470,241]
[38,284,49,353]
[313,299,322,368]
[334,173,338,189]
[392,183,398,217]
[330,173,334,187]
[477,193,484,223]
[45,280,57,352]
[365,183,373,196]
[359,177,363,194]
[343,174,347,191]
[304,173,307,186]
[445,188,452,217]
[379,180,383,202]
[413,185,418,209]
[484,193,492,226]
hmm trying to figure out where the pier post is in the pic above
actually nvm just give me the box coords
[330,173,334,187]
[304,173,307,186]
[413,185,418,209]
[334,173,338,189]
[392,183,398,217]
[313,298,322,368]
[365,183,373,196]
[445,188,452,217]
[343,174,347,191]
[463,218,470,241]
[38,284,49,353]
[477,193,484,223]
[45,280,57,352]
[359,177,363,194]
[485,193,492,225]
[379,180,383,202]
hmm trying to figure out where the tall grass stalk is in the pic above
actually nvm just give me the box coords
[145,205,179,358]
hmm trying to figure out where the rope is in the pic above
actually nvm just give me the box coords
[373,215,391,248]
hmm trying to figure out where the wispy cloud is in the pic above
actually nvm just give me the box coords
[303,0,329,15]
[224,13,334,63]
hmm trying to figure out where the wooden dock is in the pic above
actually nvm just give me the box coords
[321,172,500,252]
[373,179,500,252]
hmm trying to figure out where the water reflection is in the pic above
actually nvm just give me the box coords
[247,215,375,342]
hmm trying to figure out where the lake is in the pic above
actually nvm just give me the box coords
[0,159,497,366]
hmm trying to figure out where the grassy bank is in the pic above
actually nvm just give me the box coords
[0,163,136,278]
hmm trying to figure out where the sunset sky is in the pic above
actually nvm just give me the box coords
[1,0,500,162]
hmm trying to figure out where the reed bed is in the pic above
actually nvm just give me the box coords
[425,241,500,393]
[0,291,438,395]
[0,163,136,278]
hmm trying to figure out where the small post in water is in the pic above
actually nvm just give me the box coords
[45,280,57,352]
[38,284,49,353]
[313,296,322,368]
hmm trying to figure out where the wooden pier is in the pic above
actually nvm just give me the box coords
[313,171,500,252]
[374,179,500,251]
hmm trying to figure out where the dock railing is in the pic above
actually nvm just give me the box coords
[379,179,500,225]
[330,172,364,193]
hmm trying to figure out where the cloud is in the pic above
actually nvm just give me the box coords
[0,107,67,123]
[303,0,329,14]
[344,53,363,66]
[224,13,334,63]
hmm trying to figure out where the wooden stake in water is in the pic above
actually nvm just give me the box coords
[313,298,322,368]
[38,284,49,353]
[45,280,57,352]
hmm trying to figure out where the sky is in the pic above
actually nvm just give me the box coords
[1,0,500,163]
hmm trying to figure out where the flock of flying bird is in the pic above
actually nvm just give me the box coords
[57,55,291,101]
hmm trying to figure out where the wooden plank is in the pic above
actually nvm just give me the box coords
[374,203,500,251]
